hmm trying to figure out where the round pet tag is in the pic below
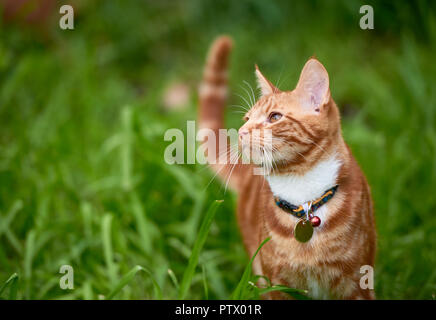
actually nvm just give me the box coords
[294,219,313,243]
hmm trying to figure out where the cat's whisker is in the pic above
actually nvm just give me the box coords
[261,148,267,179]
[295,150,308,160]
[307,138,331,157]
[268,149,278,175]
[263,149,272,175]
[205,146,240,189]
[238,84,254,107]
[266,136,310,161]
[250,135,311,167]
[222,151,241,193]
[224,161,238,193]
[261,145,275,176]
[275,68,283,90]
[275,67,292,91]
[243,80,257,107]
[230,104,250,112]
[234,93,252,111]
[196,140,238,175]
[217,146,239,164]
[266,148,279,174]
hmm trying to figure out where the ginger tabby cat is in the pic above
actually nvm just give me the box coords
[198,36,376,299]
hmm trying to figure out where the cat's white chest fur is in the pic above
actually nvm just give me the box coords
[266,155,342,210]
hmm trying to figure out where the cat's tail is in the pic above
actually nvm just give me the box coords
[199,36,232,131]
[198,36,245,191]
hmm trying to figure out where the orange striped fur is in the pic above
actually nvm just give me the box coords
[198,36,376,300]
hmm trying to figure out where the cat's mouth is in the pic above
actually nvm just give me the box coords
[239,139,276,168]
[239,135,304,171]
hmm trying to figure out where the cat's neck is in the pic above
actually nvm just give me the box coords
[266,151,343,206]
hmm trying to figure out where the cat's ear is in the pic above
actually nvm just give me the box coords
[295,58,330,112]
[255,65,280,96]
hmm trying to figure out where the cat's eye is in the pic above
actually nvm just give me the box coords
[268,112,282,123]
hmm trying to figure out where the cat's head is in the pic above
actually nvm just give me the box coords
[239,58,340,171]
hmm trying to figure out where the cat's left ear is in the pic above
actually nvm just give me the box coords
[255,65,280,96]
[295,58,330,112]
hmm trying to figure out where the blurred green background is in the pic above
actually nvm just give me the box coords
[0,0,435,299]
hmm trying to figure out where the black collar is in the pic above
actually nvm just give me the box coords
[274,185,338,219]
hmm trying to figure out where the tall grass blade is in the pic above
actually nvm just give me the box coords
[258,285,310,300]
[9,274,19,300]
[106,265,162,300]
[23,230,36,299]
[0,273,19,299]
[121,106,133,192]
[202,265,209,300]
[168,269,179,291]
[130,193,152,254]
[178,200,222,299]
[102,214,117,287]
[230,237,270,300]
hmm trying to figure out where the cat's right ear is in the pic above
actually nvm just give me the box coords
[295,58,330,113]
[255,65,280,97]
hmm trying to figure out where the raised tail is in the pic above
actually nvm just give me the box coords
[198,36,245,191]
[199,36,232,131]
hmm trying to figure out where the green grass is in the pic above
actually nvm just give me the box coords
[0,0,435,299]
[178,200,222,299]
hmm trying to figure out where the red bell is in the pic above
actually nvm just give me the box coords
[310,216,321,227]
